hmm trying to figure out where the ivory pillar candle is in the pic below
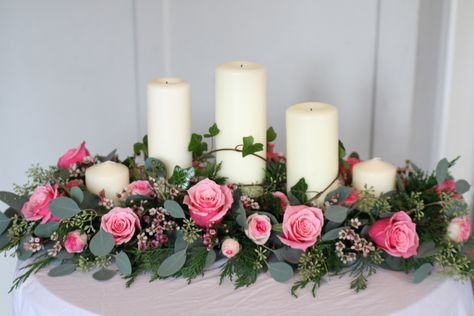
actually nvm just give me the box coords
[286,102,339,204]
[215,61,267,184]
[85,161,130,201]
[148,78,192,177]
[352,158,397,196]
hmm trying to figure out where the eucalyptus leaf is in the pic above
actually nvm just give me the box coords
[455,179,471,194]
[267,262,293,283]
[90,229,115,257]
[18,236,33,260]
[70,187,84,204]
[34,221,60,238]
[435,158,449,184]
[0,191,28,211]
[145,157,167,179]
[383,255,403,271]
[325,186,352,204]
[0,211,11,235]
[235,202,247,229]
[164,200,186,219]
[416,241,437,259]
[158,248,187,277]
[325,205,349,223]
[273,247,302,264]
[396,175,405,192]
[322,226,348,241]
[56,250,74,260]
[49,197,81,220]
[4,207,18,218]
[48,263,77,277]
[413,263,434,284]
[93,268,117,281]
[0,234,10,249]
[174,231,187,253]
[204,249,216,269]
[81,191,100,209]
[115,251,132,276]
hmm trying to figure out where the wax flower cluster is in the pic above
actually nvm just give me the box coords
[1,127,473,297]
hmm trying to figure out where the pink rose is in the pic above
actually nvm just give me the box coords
[267,143,280,161]
[342,189,359,206]
[278,205,324,251]
[65,179,83,190]
[183,178,233,227]
[21,183,62,224]
[244,213,272,245]
[64,230,88,253]
[273,191,289,210]
[435,179,462,199]
[127,180,155,197]
[447,216,471,243]
[221,238,240,258]
[57,141,91,169]
[368,211,419,258]
[101,207,141,245]
[341,157,362,177]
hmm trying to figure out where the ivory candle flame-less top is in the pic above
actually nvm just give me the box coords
[352,157,397,196]
[215,61,267,184]
[286,102,339,204]
[85,161,130,202]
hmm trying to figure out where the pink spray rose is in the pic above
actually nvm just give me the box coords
[342,189,359,206]
[447,216,471,243]
[221,238,240,258]
[273,191,289,211]
[183,178,233,227]
[368,211,419,258]
[21,183,62,224]
[267,143,280,161]
[65,179,83,190]
[101,207,141,245]
[244,213,272,245]
[64,230,88,253]
[279,205,324,251]
[126,180,155,197]
[341,157,362,177]
[57,141,91,169]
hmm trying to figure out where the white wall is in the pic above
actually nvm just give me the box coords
[0,0,472,314]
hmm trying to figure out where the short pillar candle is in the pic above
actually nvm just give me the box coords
[352,158,397,196]
[85,161,130,202]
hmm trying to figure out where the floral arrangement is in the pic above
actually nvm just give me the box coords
[1,126,473,297]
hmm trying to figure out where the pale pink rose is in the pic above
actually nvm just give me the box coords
[127,180,155,197]
[57,141,91,169]
[21,183,62,224]
[342,189,359,206]
[368,211,419,258]
[64,230,88,253]
[101,207,141,245]
[221,238,240,258]
[273,191,289,210]
[447,216,471,243]
[244,213,272,245]
[278,205,324,251]
[183,178,233,227]
[435,179,462,199]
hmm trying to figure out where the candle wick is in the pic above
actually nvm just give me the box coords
[165,81,168,84]
[310,108,313,111]
[240,64,243,68]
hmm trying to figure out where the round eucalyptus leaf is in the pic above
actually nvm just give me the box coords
[455,179,471,194]
[48,263,77,277]
[325,205,349,223]
[70,187,84,204]
[93,268,117,281]
[34,221,60,238]
[0,233,11,249]
[164,200,185,219]
[413,263,434,284]
[204,249,216,270]
[0,211,11,235]
[115,251,132,276]
[158,248,187,277]
[322,226,348,241]
[49,197,81,220]
[174,231,187,253]
[90,229,115,257]
[267,262,293,283]
[435,158,449,185]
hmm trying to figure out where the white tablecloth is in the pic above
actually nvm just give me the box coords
[13,262,474,316]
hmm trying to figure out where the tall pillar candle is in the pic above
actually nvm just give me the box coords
[286,102,339,204]
[352,157,397,196]
[215,61,267,184]
[85,161,130,202]
[148,78,192,177]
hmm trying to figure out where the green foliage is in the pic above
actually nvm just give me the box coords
[242,136,264,157]
[169,166,195,190]
[90,229,115,257]
[158,248,187,277]
[0,192,28,212]
[49,197,81,220]
[435,242,474,280]
[164,200,186,219]
[188,133,208,158]
[34,221,60,238]
[266,127,277,143]
[182,218,203,243]
[325,205,350,223]
[267,262,293,283]
[435,158,449,184]
[133,134,148,158]
[48,263,77,277]
[290,178,308,204]
[195,162,226,184]
[145,157,167,179]
[70,187,84,204]
[291,246,328,297]
[412,263,434,284]
[0,211,11,235]
[204,123,220,138]
[125,248,172,287]
[10,255,54,292]
[12,164,58,196]
[176,247,209,283]
[115,251,132,276]
[93,268,117,281]
[349,250,384,293]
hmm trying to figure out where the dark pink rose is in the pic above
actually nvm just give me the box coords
[183,178,233,227]
[64,230,88,253]
[278,205,324,251]
[127,180,155,197]
[101,207,141,245]
[341,157,362,177]
[57,141,91,169]
[21,183,62,224]
[267,143,279,161]
[273,191,289,210]
[447,216,471,243]
[65,179,83,190]
[368,211,419,258]
[342,189,359,206]
[435,179,462,199]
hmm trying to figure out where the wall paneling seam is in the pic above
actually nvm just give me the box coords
[369,0,381,158]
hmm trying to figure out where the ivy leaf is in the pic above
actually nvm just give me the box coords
[158,248,187,277]
[145,157,167,179]
[0,212,11,235]
[34,221,60,238]
[49,197,81,220]
[48,263,77,277]
[0,192,28,211]
[204,123,220,138]
[325,186,352,204]
[322,226,348,241]
[188,133,208,157]
[266,127,277,143]
[69,187,84,204]
[90,229,115,257]
[93,268,117,281]
[164,200,185,219]
[169,166,195,190]
[455,179,470,194]
[242,136,264,157]
[325,205,350,223]
[204,249,216,269]
[435,158,449,184]
[290,178,308,204]
[115,251,132,276]
[267,262,294,283]
[413,263,434,284]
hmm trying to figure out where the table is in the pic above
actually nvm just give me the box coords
[13,262,474,316]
